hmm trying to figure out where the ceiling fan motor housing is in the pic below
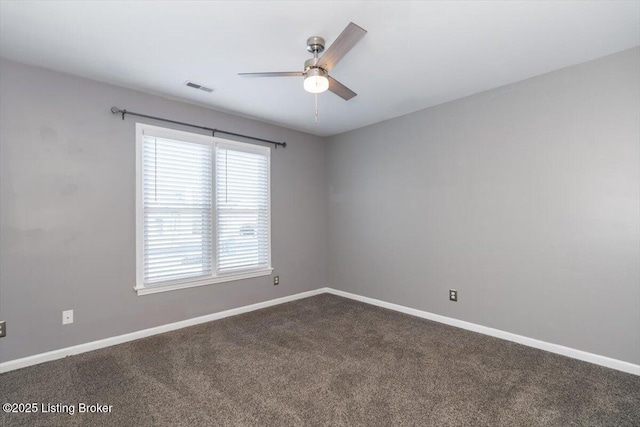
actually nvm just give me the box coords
[304,57,325,72]
[304,66,328,80]
[303,57,328,81]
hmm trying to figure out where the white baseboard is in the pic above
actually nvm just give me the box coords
[2,286,638,376]
[325,288,640,376]
[0,288,327,374]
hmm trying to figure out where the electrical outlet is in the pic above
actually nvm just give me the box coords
[62,310,74,325]
[449,290,458,302]
[0,321,6,337]
[273,276,279,286]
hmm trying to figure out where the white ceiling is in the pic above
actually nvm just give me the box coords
[1,1,638,137]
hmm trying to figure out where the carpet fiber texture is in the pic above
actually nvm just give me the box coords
[1,294,639,426]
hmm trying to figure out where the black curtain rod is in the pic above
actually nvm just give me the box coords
[110,107,287,149]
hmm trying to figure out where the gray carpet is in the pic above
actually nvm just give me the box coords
[1,294,639,426]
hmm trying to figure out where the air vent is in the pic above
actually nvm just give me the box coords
[185,81,214,93]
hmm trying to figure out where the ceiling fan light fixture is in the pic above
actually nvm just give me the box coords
[304,68,329,94]
[239,22,366,101]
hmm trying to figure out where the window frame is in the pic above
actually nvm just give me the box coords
[135,123,272,296]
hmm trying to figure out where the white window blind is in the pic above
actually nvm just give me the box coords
[142,135,213,285]
[216,143,270,273]
[136,123,272,295]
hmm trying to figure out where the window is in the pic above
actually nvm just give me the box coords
[135,123,271,295]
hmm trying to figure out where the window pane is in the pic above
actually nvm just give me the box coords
[216,146,269,273]
[143,136,213,284]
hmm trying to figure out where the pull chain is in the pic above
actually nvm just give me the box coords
[315,93,318,123]
[314,48,319,124]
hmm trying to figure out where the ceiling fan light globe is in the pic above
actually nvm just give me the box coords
[304,68,329,93]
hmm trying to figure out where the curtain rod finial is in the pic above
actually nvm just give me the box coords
[111,107,126,120]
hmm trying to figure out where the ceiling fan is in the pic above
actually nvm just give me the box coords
[239,22,367,100]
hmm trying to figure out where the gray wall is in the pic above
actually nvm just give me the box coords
[326,47,640,364]
[2,47,638,366]
[0,59,328,363]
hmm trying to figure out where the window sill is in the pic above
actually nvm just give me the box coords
[134,268,274,296]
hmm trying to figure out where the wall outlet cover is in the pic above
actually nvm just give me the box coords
[62,310,74,325]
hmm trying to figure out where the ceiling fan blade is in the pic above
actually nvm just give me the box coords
[317,22,367,72]
[328,76,357,101]
[238,72,303,77]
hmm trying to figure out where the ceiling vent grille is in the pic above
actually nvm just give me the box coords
[185,81,214,93]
